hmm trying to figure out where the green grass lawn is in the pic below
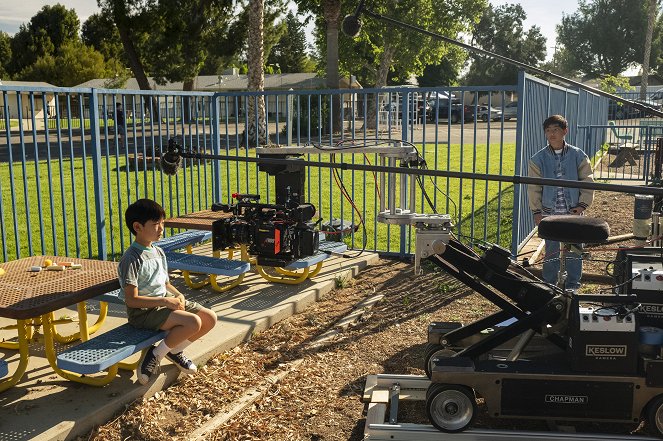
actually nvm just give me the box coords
[0,141,516,261]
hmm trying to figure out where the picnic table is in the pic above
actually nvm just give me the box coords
[0,255,119,391]
[165,210,348,284]
[164,210,250,291]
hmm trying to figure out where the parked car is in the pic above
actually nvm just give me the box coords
[650,88,663,105]
[421,99,474,123]
[478,105,502,122]
[502,101,518,120]
[633,99,662,118]
[608,100,640,120]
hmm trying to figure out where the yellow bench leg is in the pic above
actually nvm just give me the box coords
[256,265,310,284]
[0,319,31,392]
[42,313,118,387]
[210,273,246,292]
[182,270,211,289]
[274,261,323,279]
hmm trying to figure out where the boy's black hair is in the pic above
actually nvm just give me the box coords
[543,114,568,130]
[125,199,166,235]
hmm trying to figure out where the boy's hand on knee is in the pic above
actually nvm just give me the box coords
[163,296,184,310]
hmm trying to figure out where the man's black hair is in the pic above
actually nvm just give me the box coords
[125,199,166,235]
[543,114,568,130]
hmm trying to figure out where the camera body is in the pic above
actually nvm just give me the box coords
[212,193,320,267]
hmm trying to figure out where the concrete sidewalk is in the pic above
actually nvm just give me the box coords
[0,243,378,441]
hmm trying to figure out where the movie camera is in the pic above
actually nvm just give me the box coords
[211,192,320,268]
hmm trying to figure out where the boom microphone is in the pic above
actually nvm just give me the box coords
[341,0,365,38]
[160,138,183,176]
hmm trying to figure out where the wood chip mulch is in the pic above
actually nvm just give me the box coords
[80,189,654,440]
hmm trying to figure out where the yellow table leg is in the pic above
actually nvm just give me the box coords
[0,318,34,350]
[0,319,31,392]
[52,301,108,344]
[42,313,118,386]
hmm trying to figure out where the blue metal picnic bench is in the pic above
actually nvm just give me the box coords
[56,324,166,376]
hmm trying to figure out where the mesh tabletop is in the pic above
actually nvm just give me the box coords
[0,256,119,320]
[164,210,232,231]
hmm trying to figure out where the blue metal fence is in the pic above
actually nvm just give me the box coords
[511,72,609,254]
[0,78,612,262]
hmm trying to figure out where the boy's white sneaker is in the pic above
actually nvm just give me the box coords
[166,351,197,374]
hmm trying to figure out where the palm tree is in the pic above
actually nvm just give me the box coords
[640,0,659,100]
[246,0,267,146]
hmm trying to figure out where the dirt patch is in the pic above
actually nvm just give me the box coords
[81,189,653,440]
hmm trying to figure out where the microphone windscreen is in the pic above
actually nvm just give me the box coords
[342,14,362,38]
[160,151,182,176]
[538,215,610,243]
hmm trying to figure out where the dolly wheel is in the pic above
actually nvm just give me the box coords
[423,343,456,378]
[646,395,663,437]
[426,384,477,433]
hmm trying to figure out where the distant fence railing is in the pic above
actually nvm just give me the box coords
[0,78,609,263]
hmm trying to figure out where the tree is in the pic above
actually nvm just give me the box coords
[599,74,633,95]
[416,52,465,88]
[464,4,546,86]
[98,0,155,91]
[0,32,11,80]
[556,0,662,77]
[8,4,81,76]
[82,12,124,62]
[335,0,484,129]
[641,0,661,99]
[539,46,581,78]
[267,12,312,73]
[19,41,108,87]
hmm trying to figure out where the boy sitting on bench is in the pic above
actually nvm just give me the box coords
[119,199,217,385]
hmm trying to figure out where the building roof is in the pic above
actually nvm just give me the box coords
[75,73,361,92]
[628,74,663,87]
[0,80,56,88]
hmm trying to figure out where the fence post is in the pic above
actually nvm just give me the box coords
[399,90,410,257]
[510,70,526,257]
[89,89,108,260]
[287,89,293,146]
[211,94,222,202]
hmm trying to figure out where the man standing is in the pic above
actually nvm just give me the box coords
[115,102,126,144]
[527,115,594,290]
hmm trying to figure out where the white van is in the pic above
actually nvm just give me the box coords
[650,88,663,105]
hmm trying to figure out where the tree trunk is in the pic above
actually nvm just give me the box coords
[641,0,658,100]
[323,0,342,134]
[365,45,396,131]
[323,0,341,90]
[246,0,267,146]
[111,3,151,92]
[108,1,160,122]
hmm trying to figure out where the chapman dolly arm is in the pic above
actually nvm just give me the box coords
[425,238,569,359]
